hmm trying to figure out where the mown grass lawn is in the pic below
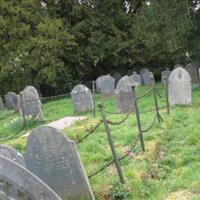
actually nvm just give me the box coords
[1,84,200,200]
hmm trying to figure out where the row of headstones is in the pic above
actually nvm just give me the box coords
[1,86,43,120]
[0,126,95,200]
[71,64,197,114]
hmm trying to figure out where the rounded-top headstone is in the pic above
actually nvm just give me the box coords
[95,74,115,96]
[185,63,199,84]
[129,72,142,86]
[0,144,25,167]
[161,68,171,84]
[168,67,191,105]
[71,84,93,113]
[0,156,62,200]
[24,85,41,104]
[116,75,136,90]
[4,92,20,111]
[24,126,95,200]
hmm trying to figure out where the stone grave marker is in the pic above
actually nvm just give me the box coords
[24,85,41,104]
[161,68,171,85]
[116,84,135,113]
[116,75,136,90]
[95,74,115,96]
[20,90,43,120]
[0,96,4,110]
[113,72,122,86]
[185,63,199,84]
[142,70,155,85]
[168,67,191,105]
[130,72,142,86]
[71,84,93,113]
[24,126,95,200]
[4,92,20,111]
[0,156,62,200]
[0,144,25,167]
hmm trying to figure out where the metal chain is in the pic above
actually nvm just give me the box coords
[136,87,154,100]
[106,113,131,125]
[141,115,157,133]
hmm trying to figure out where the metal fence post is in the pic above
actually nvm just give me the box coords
[92,81,96,117]
[19,93,27,131]
[164,76,170,114]
[98,103,125,184]
[132,86,145,152]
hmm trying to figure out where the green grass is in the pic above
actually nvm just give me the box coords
[1,84,200,199]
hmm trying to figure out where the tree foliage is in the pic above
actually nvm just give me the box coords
[0,0,200,95]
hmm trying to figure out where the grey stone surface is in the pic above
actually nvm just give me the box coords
[4,92,20,111]
[116,75,136,90]
[0,155,62,200]
[174,64,184,69]
[142,71,155,85]
[71,84,93,113]
[24,126,95,200]
[130,72,142,86]
[0,144,25,167]
[185,63,199,84]
[113,72,122,86]
[168,67,192,105]
[161,68,171,84]
[0,96,4,110]
[20,90,43,120]
[24,85,41,104]
[96,74,115,96]
[116,84,135,113]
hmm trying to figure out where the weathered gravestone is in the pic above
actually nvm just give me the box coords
[113,72,122,86]
[4,92,20,111]
[168,67,192,105]
[71,84,93,113]
[20,90,43,120]
[161,68,171,85]
[174,64,184,69]
[116,84,135,113]
[116,75,136,90]
[130,72,142,86]
[24,126,95,200]
[0,96,4,110]
[95,74,115,96]
[24,85,41,104]
[0,144,25,167]
[142,70,155,85]
[185,63,199,84]
[0,156,62,200]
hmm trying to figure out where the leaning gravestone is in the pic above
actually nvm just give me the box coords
[161,68,171,85]
[24,126,95,200]
[0,144,25,167]
[96,74,115,96]
[71,84,93,113]
[0,96,4,110]
[142,70,155,85]
[185,63,199,84]
[130,72,142,86]
[116,75,136,90]
[4,92,20,111]
[20,90,43,120]
[24,85,41,104]
[116,84,135,113]
[0,156,62,200]
[168,67,191,105]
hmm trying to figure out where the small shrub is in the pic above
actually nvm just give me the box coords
[109,182,129,200]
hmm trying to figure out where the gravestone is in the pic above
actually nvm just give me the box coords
[24,85,41,104]
[4,92,20,111]
[116,84,135,113]
[0,96,4,110]
[113,72,122,86]
[174,64,183,69]
[142,70,155,85]
[0,144,25,167]
[185,63,199,84]
[95,74,115,96]
[20,90,43,120]
[0,156,62,200]
[71,84,93,113]
[130,72,142,86]
[161,68,171,84]
[116,75,136,90]
[168,67,191,105]
[24,126,95,200]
